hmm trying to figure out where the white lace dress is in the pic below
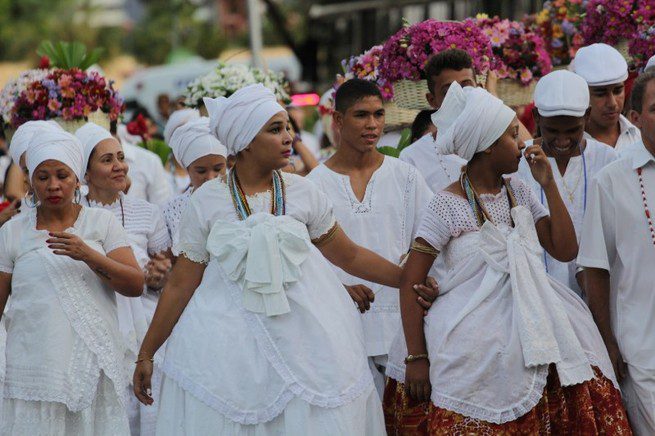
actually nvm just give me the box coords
[0,206,130,435]
[162,189,192,255]
[156,173,384,435]
[82,194,171,435]
[392,176,617,424]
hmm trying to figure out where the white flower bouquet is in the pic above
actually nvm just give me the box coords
[0,69,52,128]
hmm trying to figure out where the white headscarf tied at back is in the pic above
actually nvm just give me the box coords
[169,117,227,168]
[9,120,62,165]
[26,128,84,181]
[164,108,200,144]
[203,83,286,156]
[75,122,116,171]
[432,83,516,162]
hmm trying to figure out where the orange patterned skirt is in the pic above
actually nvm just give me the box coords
[384,366,632,435]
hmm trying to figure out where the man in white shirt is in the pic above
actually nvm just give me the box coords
[517,70,617,296]
[115,123,172,206]
[578,71,655,435]
[573,43,642,152]
[307,79,434,397]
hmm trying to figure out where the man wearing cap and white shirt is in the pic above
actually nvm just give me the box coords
[578,71,655,435]
[116,123,172,206]
[517,70,617,297]
[573,43,642,153]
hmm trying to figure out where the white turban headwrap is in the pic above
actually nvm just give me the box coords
[75,122,117,171]
[26,129,84,181]
[432,83,516,162]
[203,84,286,156]
[164,108,200,144]
[169,117,227,168]
[9,120,62,165]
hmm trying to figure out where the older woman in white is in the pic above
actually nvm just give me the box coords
[163,117,227,254]
[0,127,143,435]
[75,122,172,435]
[132,84,405,435]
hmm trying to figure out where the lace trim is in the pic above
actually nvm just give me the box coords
[41,253,128,410]
[385,362,405,383]
[400,166,417,243]
[0,263,12,274]
[175,242,209,264]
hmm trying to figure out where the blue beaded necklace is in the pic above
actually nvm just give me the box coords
[228,168,286,220]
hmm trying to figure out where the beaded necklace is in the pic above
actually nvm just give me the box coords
[228,167,286,220]
[637,167,655,246]
[460,169,517,227]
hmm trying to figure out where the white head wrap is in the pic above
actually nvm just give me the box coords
[26,129,84,180]
[75,122,117,171]
[169,117,227,168]
[534,70,590,118]
[646,55,655,73]
[432,83,516,162]
[9,120,62,165]
[203,84,286,156]
[163,108,200,144]
[572,43,628,86]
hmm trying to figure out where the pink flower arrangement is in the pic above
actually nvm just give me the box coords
[581,0,638,46]
[342,45,394,100]
[10,68,124,129]
[379,19,493,83]
[475,16,552,85]
[629,24,655,70]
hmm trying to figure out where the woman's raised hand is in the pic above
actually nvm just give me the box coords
[47,231,93,261]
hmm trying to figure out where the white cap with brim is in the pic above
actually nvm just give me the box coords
[646,55,655,72]
[534,70,590,118]
[572,43,628,87]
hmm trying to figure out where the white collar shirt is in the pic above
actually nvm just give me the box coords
[577,141,655,369]
[584,115,642,153]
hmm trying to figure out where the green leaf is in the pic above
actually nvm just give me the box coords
[378,146,401,158]
[397,128,412,151]
[36,40,104,70]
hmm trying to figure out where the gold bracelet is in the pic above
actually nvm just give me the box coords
[135,356,154,364]
[410,240,438,257]
[311,222,340,246]
[404,353,429,364]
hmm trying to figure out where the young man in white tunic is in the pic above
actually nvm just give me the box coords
[578,71,655,435]
[307,79,434,397]
[572,43,642,153]
[516,70,617,296]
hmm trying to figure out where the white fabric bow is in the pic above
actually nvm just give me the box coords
[452,206,593,386]
[206,213,311,317]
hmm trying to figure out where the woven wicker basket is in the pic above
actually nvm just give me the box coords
[392,80,432,110]
[496,79,537,107]
[553,64,570,71]
[384,101,418,132]
[53,111,111,133]
[614,39,630,62]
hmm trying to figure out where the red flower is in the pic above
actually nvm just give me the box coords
[127,114,150,142]
[39,56,51,69]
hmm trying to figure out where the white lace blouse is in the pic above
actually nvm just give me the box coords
[0,207,129,411]
[162,189,192,256]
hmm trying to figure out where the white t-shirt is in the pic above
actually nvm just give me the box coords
[399,133,465,192]
[307,157,433,356]
[516,138,617,294]
[123,142,173,207]
[578,141,655,370]
[583,114,641,153]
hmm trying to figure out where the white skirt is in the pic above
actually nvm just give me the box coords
[1,372,129,436]
[155,374,385,436]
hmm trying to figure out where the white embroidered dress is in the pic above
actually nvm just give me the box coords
[0,206,130,435]
[82,193,171,435]
[156,173,384,435]
[399,177,617,423]
[162,189,192,255]
[307,157,432,357]
[516,138,617,294]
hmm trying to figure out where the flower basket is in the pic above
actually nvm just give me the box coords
[53,110,110,134]
[614,39,630,62]
[497,79,537,107]
[384,101,418,131]
[392,80,431,110]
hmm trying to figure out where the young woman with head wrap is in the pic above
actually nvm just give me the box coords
[0,126,143,434]
[132,84,408,434]
[75,121,172,435]
[393,83,630,433]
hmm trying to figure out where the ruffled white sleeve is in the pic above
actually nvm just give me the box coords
[174,198,210,264]
[147,206,172,255]
[0,223,14,274]
[102,212,131,254]
[415,193,454,251]
[303,179,337,241]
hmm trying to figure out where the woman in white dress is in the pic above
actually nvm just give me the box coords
[162,117,227,255]
[132,84,403,435]
[0,126,143,435]
[394,83,630,433]
[75,122,172,435]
